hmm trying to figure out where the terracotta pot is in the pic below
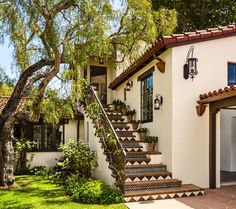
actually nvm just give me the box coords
[127,115,133,122]
[148,143,156,152]
[139,133,147,141]
[132,123,139,130]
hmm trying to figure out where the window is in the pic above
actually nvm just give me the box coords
[228,63,236,86]
[141,74,153,122]
[33,124,64,151]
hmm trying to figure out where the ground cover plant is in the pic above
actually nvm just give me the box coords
[0,175,127,209]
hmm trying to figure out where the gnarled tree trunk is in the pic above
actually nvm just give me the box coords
[0,117,15,187]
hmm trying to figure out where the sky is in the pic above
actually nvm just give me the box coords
[0,37,15,78]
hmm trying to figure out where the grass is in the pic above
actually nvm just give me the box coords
[0,176,127,209]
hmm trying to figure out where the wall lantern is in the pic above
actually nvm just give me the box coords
[99,57,104,65]
[154,94,163,110]
[183,45,198,80]
[126,81,133,91]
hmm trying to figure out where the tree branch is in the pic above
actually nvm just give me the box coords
[0,59,54,131]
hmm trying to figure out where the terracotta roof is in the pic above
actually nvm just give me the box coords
[109,24,236,90]
[0,96,31,113]
[198,86,236,104]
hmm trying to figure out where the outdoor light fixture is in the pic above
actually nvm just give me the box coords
[126,81,133,91]
[154,94,163,110]
[183,45,198,80]
[99,57,104,65]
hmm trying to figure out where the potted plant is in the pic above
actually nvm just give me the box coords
[137,128,148,140]
[131,120,140,130]
[126,109,136,122]
[121,104,128,115]
[146,136,158,152]
[112,99,118,110]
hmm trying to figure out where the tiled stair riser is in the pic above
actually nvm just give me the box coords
[125,167,167,174]
[103,105,204,203]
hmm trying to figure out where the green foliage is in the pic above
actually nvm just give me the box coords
[58,139,98,178]
[31,166,52,177]
[137,128,149,134]
[126,109,136,116]
[14,138,36,174]
[0,175,126,209]
[65,175,122,204]
[153,0,236,33]
[0,66,15,96]
[146,136,158,144]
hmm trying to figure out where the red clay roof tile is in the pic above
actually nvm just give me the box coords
[109,24,236,90]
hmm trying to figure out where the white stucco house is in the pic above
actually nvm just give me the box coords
[5,24,236,202]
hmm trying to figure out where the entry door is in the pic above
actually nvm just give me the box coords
[90,66,107,104]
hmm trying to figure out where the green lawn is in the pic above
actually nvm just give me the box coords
[0,176,127,209]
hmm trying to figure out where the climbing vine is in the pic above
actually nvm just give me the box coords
[77,78,125,190]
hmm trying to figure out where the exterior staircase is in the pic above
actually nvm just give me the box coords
[103,104,204,203]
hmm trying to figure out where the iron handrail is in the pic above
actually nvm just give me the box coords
[89,86,126,158]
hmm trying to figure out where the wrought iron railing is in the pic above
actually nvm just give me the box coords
[82,85,126,192]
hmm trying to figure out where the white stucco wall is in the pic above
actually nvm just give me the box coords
[111,50,173,170]
[108,36,236,189]
[220,109,236,172]
[171,36,236,188]
[84,117,116,187]
[27,119,78,168]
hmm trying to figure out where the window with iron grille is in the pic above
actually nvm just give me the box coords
[141,74,153,123]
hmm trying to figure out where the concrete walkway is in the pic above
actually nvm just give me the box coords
[125,199,194,209]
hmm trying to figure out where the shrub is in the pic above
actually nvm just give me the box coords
[14,138,36,174]
[65,175,122,204]
[58,139,98,177]
[31,166,52,177]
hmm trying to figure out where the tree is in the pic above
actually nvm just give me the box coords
[152,0,236,33]
[0,66,15,96]
[0,0,176,187]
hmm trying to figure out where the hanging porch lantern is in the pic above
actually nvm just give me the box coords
[183,45,198,80]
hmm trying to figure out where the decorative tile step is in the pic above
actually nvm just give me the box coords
[125,164,167,174]
[124,179,182,191]
[126,152,147,158]
[119,137,136,141]
[113,124,130,131]
[120,141,140,147]
[125,157,151,165]
[106,111,124,116]
[124,147,143,152]
[124,171,172,182]
[123,184,204,202]
[116,131,135,137]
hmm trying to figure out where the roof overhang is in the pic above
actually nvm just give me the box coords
[109,25,236,90]
[196,86,236,116]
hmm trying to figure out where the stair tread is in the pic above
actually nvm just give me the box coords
[124,145,143,148]
[125,163,166,169]
[124,184,204,197]
[125,179,181,186]
[125,171,172,177]
[126,157,151,161]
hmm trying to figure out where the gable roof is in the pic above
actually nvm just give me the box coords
[109,24,236,90]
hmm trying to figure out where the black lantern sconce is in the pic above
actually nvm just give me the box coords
[99,57,104,65]
[126,81,133,91]
[183,45,198,80]
[154,94,163,110]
